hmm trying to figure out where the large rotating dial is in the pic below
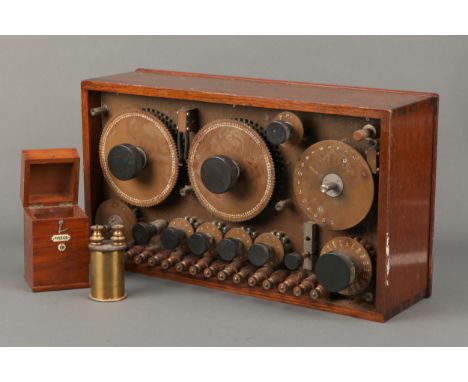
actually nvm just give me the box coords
[188,119,275,222]
[316,236,373,296]
[293,140,374,230]
[99,110,179,207]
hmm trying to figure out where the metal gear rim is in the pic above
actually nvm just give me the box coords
[188,119,275,222]
[99,110,179,207]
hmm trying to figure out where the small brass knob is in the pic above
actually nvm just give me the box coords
[90,225,105,245]
[111,224,126,246]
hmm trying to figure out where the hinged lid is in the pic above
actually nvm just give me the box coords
[21,148,80,208]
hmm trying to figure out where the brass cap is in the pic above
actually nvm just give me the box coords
[90,225,105,245]
[111,224,126,246]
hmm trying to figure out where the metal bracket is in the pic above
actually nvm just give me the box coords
[303,221,319,271]
[176,108,198,164]
[365,140,379,174]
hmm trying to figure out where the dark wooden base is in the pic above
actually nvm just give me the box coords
[27,277,90,293]
[126,264,384,322]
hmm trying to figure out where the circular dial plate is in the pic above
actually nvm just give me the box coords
[99,110,179,207]
[254,232,285,266]
[274,111,304,145]
[293,140,374,230]
[320,236,372,296]
[224,227,254,253]
[188,119,275,222]
[95,198,137,241]
[196,222,224,255]
[169,217,195,238]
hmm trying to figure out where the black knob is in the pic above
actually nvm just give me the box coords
[160,227,185,250]
[201,155,240,194]
[266,120,292,145]
[188,232,212,256]
[284,252,304,271]
[247,243,274,267]
[217,238,243,262]
[315,252,356,293]
[108,143,147,181]
[132,222,159,245]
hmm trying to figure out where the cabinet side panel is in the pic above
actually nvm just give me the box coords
[81,89,103,219]
[23,210,33,288]
[381,98,437,319]
[426,96,439,297]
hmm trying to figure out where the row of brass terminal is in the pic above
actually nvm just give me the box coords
[124,216,374,303]
[127,243,328,300]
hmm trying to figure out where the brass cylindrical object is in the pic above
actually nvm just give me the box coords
[293,275,317,297]
[217,257,245,281]
[247,264,274,287]
[161,250,185,270]
[89,225,127,302]
[175,254,199,273]
[278,270,307,294]
[189,254,215,275]
[262,269,289,290]
[134,244,161,265]
[148,250,171,267]
[309,284,329,300]
[126,245,145,261]
[203,259,227,278]
[232,264,256,284]
[352,124,376,142]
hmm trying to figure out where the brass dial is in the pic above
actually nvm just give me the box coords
[248,232,286,267]
[188,119,275,222]
[293,140,374,230]
[319,236,373,296]
[224,227,255,250]
[99,110,179,207]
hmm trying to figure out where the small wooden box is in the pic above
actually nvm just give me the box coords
[21,148,89,292]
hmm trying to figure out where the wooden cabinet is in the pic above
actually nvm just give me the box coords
[21,148,89,292]
[81,69,438,321]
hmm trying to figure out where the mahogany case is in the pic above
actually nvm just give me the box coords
[81,69,438,321]
[21,148,89,292]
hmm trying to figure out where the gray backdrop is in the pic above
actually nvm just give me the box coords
[0,36,466,346]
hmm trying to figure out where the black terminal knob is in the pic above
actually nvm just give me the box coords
[315,252,356,293]
[108,143,147,181]
[284,252,304,271]
[266,120,293,145]
[217,238,244,262]
[160,227,185,250]
[188,232,212,256]
[247,243,274,267]
[132,222,159,245]
[201,155,240,194]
